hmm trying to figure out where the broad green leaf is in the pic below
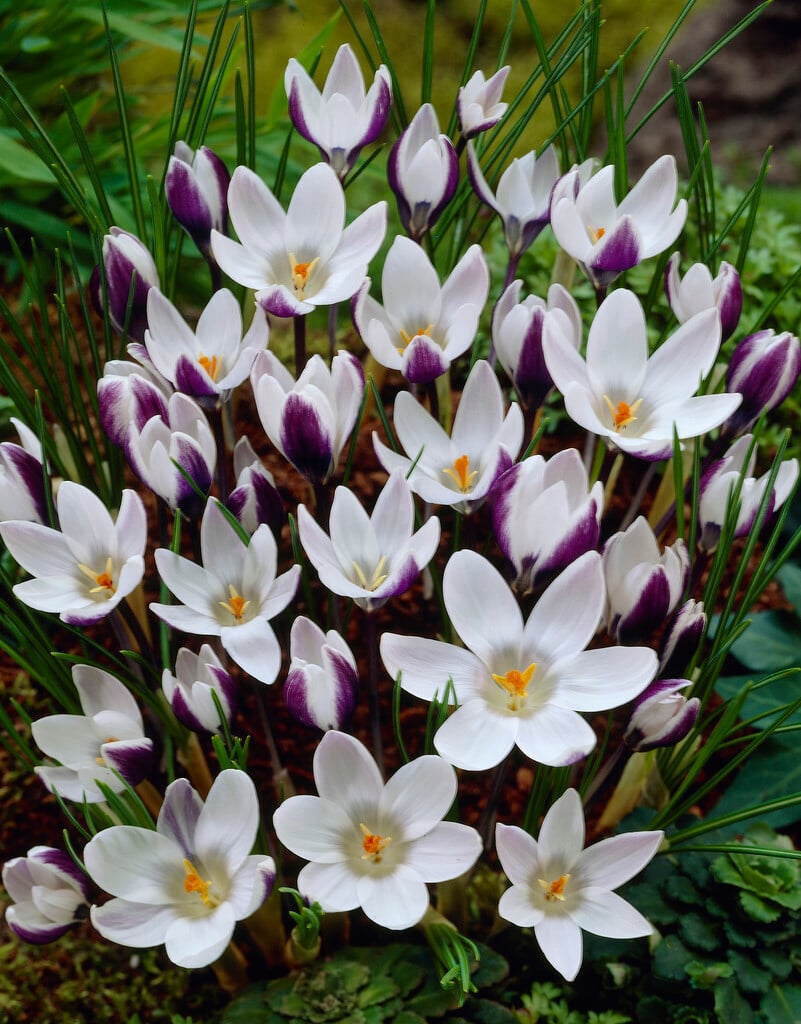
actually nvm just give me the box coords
[707,739,801,829]
[713,977,755,1024]
[728,611,801,672]
[72,6,190,52]
[715,669,801,730]
[761,985,801,1024]
[0,132,57,184]
[777,562,801,614]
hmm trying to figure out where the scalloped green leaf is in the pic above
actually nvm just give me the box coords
[654,935,694,981]
[739,890,781,923]
[728,612,801,672]
[726,950,772,995]
[713,977,755,1024]
[679,914,720,952]
[760,984,801,1023]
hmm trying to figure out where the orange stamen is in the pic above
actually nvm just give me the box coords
[77,557,116,595]
[198,353,221,382]
[603,394,643,433]
[492,663,537,711]
[398,324,434,354]
[360,823,391,862]
[538,873,570,902]
[183,859,212,905]
[219,584,250,622]
[443,454,479,493]
[289,253,320,297]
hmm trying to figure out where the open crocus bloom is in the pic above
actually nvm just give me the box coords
[457,66,510,138]
[211,162,387,318]
[3,846,90,944]
[151,498,300,684]
[543,287,742,461]
[0,482,146,626]
[86,770,276,969]
[496,788,663,981]
[372,359,524,512]
[381,550,656,770]
[353,235,489,385]
[273,731,481,930]
[550,156,687,288]
[285,44,392,180]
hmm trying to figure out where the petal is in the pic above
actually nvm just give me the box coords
[514,705,597,766]
[569,887,653,939]
[157,778,204,856]
[403,822,482,882]
[534,914,584,981]
[313,731,384,818]
[380,633,486,704]
[537,788,584,875]
[297,860,360,913]
[433,701,518,771]
[576,830,663,890]
[84,828,183,904]
[551,646,657,711]
[522,552,604,664]
[195,769,260,878]
[495,822,541,886]
[498,884,544,928]
[91,898,178,948]
[444,550,522,668]
[221,618,282,684]
[273,794,353,864]
[358,864,430,929]
[164,903,236,968]
[379,755,457,840]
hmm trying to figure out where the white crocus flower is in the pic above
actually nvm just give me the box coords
[151,498,300,684]
[284,617,358,732]
[543,288,742,461]
[85,770,275,969]
[353,235,489,385]
[496,788,663,981]
[298,471,441,612]
[373,359,523,512]
[381,550,656,771]
[0,482,146,626]
[457,66,510,138]
[273,731,482,930]
[162,645,237,734]
[3,846,90,944]
[664,253,742,341]
[211,162,387,318]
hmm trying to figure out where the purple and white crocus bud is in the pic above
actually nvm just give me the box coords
[550,155,687,289]
[457,66,510,139]
[165,142,230,259]
[162,645,237,734]
[492,280,581,411]
[665,254,742,341]
[603,517,689,644]
[31,664,153,803]
[698,434,799,553]
[3,846,90,943]
[388,104,459,243]
[251,349,364,486]
[92,227,159,342]
[0,418,47,524]
[227,436,285,537]
[285,44,392,181]
[491,448,603,594]
[659,599,705,677]
[284,617,359,731]
[724,329,801,436]
[624,678,699,752]
[467,143,560,258]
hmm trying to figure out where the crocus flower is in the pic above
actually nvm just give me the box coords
[490,448,604,594]
[284,617,358,732]
[664,254,742,341]
[85,769,276,969]
[0,482,146,626]
[457,66,510,138]
[372,359,524,512]
[273,731,482,930]
[92,227,159,342]
[723,329,801,436]
[543,288,742,461]
[624,678,699,752]
[352,235,489,385]
[3,846,90,943]
[97,359,173,454]
[698,434,799,553]
[467,143,560,257]
[285,44,392,180]
[226,436,285,537]
[144,288,268,405]
[32,664,153,803]
[211,162,387,318]
[496,788,663,981]
[151,498,300,685]
[658,598,705,677]
[298,471,441,612]
[602,517,689,644]
[550,156,687,289]
[162,645,237,734]
[491,281,581,411]
[388,104,459,242]
[165,142,230,259]
[0,417,47,524]
[251,349,364,485]
[381,550,656,770]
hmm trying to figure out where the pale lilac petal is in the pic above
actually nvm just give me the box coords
[91,899,178,948]
[569,888,653,939]
[534,914,583,981]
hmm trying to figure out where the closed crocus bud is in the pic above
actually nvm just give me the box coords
[724,329,801,436]
[92,227,159,342]
[625,678,699,752]
[0,418,47,524]
[665,254,742,341]
[388,103,459,242]
[603,517,689,644]
[659,599,706,677]
[97,363,172,455]
[227,436,285,537]
[284,617,358,731]
[457,66,510,139]
[165,142,230,259]
[162,645,237,734]
[3,846,90,943]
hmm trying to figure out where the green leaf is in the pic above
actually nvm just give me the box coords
[739,891,781,924]
[706,739,801,829]
[653,935,694,982]
[728,611,801,672]
[726,951,772,995]
[757,948,792,981]
[0,131,57,184]
[777,562,801,613]
[715,669,801,731]
[679,914,720,953]
[759,984,801,1024]
[713,977,755,1024]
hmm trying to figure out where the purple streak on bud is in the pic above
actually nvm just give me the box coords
[659,599,706,677]
[587,216,641,287]
[610,571,672,645]
[166,143,230,258]
[101,738,153,787]
[402,336,449,384]
[625,678,700,752]
[94,228,159,342]
[715,262,742,341]
[279,393,335,484]
[725,329,801,435]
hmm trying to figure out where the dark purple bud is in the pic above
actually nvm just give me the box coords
[625,678,700,752]
[165,142,230,258]
[659,599,706,677]
[92,228,159,342]
[586,215,642,288]
[724,329,801,435]
[714,262,742,341]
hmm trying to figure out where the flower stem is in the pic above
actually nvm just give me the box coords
[620,461,659,531]
[479,755,510,850]
[210,405,230,501]
[210,940,249,995]
[365,610,385,777]
[294,313,307,376]
[426,379,440,425]
[254,682,295,801]
[328,301,338,360]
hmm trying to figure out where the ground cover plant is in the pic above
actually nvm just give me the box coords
[1,1,800,1021]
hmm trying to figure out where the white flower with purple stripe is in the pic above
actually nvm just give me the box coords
[664,253,742,341]
[284,617,358,731]
[724,329,801,436]
[162,645,237,734]
[0,417,48,525]
[624,678,699,753]
[92,227,159,342]
[457,66,510,138]
[165,142,230,257]
[3,846,90,944]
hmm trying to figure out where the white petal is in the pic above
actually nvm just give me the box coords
[194,769,260,877]
[84,828,183,904]
[534,913,584,981]
[434,701,518,771]
[379,755,456,840]
[495,822,541,886]
[403,822,482,882]
[444,550,522,668]
[576,830,663,890]
[569,887,653,939]
[297,860,360,913]
[164,903,236,968]
[273,795,353,864]
[358,864,429,929]
[313,731,383,818]
[380,633,486,703]
[522,552,603,664]
[91,898,178,948]
[537,788,584,875]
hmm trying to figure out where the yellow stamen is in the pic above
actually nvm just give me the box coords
[492,662,537,712]
[360,823,391,862]
[77,557,116,595]
[603,394,643,433]
[183,859,213,905]
[219,584,250,622]
[95,736,119,766]
[198,353,221,382]
[442,454,479,493]
[397,324,434,355]
[289,253,320,298]
[352,556,388,592]
[588,225,606,244]
[538,873,570,902]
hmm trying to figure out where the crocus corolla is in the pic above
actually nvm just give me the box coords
[162,645,237,734]
[3,846,90,944]
[92,227,159,342]
[724,329,801,436]
[0,417,47,524]
[664,254,742,341]
[165,142,230,258]
[624,678,699,752]
[457,66,510,138]
[226,436,285,537]
[284,617,358,732]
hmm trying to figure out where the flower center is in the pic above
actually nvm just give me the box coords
[352,556,388,593]
[77,556,116,596]
[538,873,570,903]
[289,253,320,299]
[198,353,221,382]
[95,736,119,767]
[587,225,606,244]
[219,583,251,622]
[603,395,643,433]
[183,858,218,907]
[360,823,391,863]
[397,324,434,354]
[492,662,537,712]
[442,454,478,493]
